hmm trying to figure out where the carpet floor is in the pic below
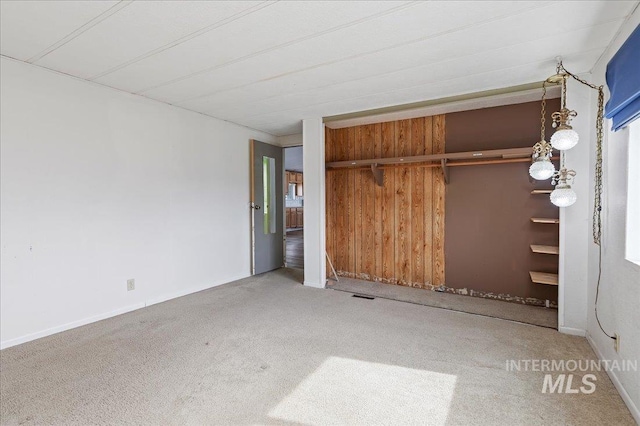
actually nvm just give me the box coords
[329,277,558,329]
[0,269,633,425]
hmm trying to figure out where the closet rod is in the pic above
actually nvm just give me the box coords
[325,147,532,169]
[325,156,544,172]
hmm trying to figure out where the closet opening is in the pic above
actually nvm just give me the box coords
[324,99,561,329]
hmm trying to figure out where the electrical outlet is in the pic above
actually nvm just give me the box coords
[614,333,620,353]
[127,279,135,291]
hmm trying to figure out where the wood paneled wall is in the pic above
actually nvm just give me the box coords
[325,116,445,287]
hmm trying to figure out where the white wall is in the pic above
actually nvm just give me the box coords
[302,118,326,288]
[278,133,303,147]
[559,79,591,336]
[0,57,276,349]
[581,10,640,422]
[627,122,640,264]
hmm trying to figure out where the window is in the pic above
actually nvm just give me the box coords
[626,120,640,265]
[263,156,276,234]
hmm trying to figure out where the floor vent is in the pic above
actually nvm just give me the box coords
[352,294,375,300]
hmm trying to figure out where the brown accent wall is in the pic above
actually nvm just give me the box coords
[445,100,560,303]
[325,117,446,287]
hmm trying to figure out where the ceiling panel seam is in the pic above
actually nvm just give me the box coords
[241,47,603,124]
[588,0,640,73]
[323,86,562,129]
[27,0,133,64]
[134,0,421,95]
[0,54,279,139]
[88,0,278,81]
[172,1,556,106]
[176,17,621,114]
[2,0,630,137]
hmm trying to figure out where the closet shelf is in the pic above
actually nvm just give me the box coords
[325,147,535,186]
[531,189,553,194]
[325,147,532,169]
[529,271,559,286]
[530,245,559,255]
[531,217,560,224]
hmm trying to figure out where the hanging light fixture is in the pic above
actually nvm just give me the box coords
[529,81,556,180]
[531,58,605,244]
[550,168,577,207]
[529,140,555,180]
[550,74,579,150]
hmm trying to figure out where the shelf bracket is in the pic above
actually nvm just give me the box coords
[371,163,384,187]
[440,159,449,184]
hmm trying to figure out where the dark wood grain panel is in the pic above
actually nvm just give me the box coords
[325,128,334,275]
[381,122,396,281]
[432,115,446,285]
[395,119,412,285]
[373,123,384,281]
[423,117,434,286]
[361,124,376,280]
[347,127,356,274]
[354,127,364,276]
[410,118,425,287]
[335,129,349,273]
[325,116,445,288]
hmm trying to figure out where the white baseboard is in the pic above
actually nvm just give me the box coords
[303,280,325,289]
[558,326,587,336]
[0,274,250,350]
[587,333,640,424]
[0,302,145,350]
[145,274,248,307]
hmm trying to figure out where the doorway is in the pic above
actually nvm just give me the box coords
[284,146,304,269]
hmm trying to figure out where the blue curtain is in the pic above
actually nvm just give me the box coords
[604,24,640,131]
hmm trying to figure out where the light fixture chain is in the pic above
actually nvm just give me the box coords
[561,65,602,91]
[558,61,604,245]
[540,81,547,141]
[561,75,567,110]
[556,61,613,339]
[593,87,604,245]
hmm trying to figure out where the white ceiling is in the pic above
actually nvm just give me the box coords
[1,1,637,136]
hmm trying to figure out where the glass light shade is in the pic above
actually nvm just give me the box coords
[550,128,579,150]
[550,186,577,207]
[529,158,556,180]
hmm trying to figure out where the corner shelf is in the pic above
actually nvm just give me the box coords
[531,217,560,224]
[530,245,559,255]
[529,189,560,292]
[529,271,559,286]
